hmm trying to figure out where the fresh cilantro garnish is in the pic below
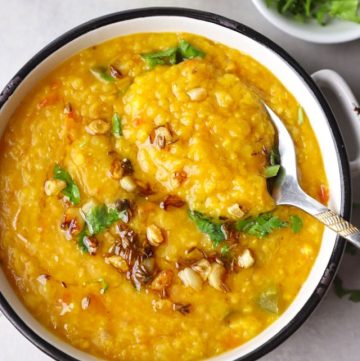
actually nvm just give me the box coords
[141,40,205,69]
[178,39,205,59]
[53,164,80,205]
[298,105,304,125]
[289,215,303,233]
[333,276,360,302]
[325,0,360,23]
[257,286,279,313]
[188,210,226,246]
[141,47,178,68]
[98,277,109,294]
[90,66,115,83]
[236,213,303,238]
[236,213,288,238]
[266,0,360,25]
[83,204,125,235]
[112,113,122,137]
[145,58,164,68]
[220,244,231,255]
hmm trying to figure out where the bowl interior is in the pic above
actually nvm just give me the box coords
[252,0,360,43]
[0,13,344,361]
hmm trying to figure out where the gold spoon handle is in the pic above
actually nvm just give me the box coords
[275,177,360,248]
[315,209,360,240]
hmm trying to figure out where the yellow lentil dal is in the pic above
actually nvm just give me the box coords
[0,33,327,361]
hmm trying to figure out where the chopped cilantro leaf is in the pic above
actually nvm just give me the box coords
[143,57,165,68]
[178,40,205,59]
[289,215,303,233]
[83,204,121,235]
[141,47,178,68]
[53,164,80,205]
[141,40,205,69]
[328,0,360,23]
[220,244,230,255]
[236,213,287,238]
[142,47,178,59]
[188,210,226,246]
[266,0,360,25]
[236,213,303,238]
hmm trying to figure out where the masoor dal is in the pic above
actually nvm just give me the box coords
[0,33,327,361]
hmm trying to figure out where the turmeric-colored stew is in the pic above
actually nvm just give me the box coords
[0,33,327,360]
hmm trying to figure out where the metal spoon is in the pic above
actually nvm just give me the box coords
[263,102,360,248]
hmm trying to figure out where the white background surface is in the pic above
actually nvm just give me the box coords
[0,1,360,361]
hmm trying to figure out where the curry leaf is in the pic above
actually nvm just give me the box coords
[188,210,226,245]
[53,164,80,205]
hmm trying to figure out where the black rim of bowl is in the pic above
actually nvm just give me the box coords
[0,7,350,361]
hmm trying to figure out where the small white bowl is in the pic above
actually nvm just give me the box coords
[252,0,360,43]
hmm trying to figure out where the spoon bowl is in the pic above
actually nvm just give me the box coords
[263,101,360,247]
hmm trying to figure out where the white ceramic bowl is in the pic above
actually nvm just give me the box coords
[252,0,360,43]
[0,7,359,361]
